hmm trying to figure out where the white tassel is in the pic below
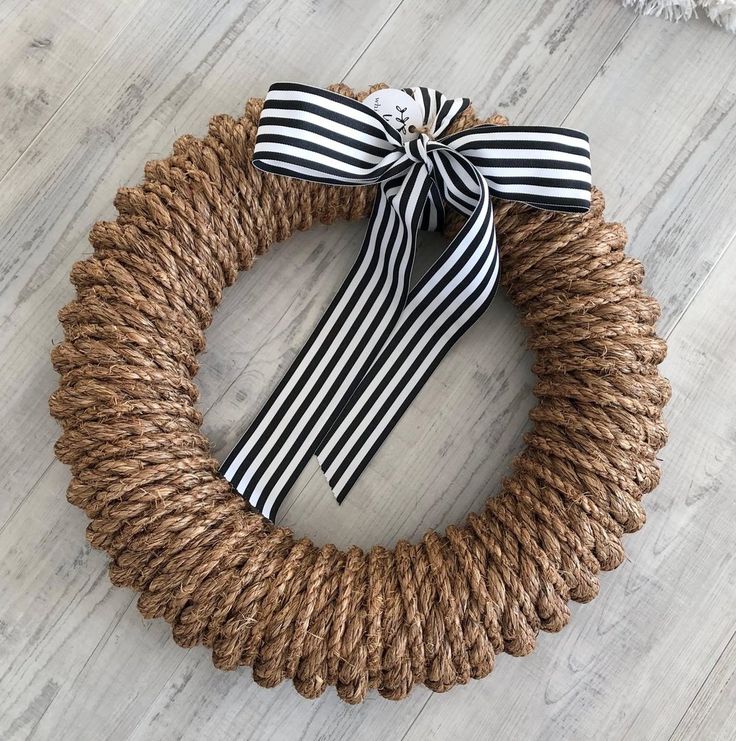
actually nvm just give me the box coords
[621,0,697,22]
[699,0,736,31]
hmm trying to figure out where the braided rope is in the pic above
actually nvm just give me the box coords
[49,83,670,704]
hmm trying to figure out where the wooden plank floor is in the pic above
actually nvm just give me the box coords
[1,2,735,739]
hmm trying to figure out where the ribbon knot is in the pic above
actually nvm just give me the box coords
[403,135,433,168]
[221,82,592,521]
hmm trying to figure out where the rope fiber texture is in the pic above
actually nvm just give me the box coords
[50,83,670,704]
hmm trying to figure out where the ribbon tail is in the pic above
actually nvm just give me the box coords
[315,172,499,503]
[220,168,433,521]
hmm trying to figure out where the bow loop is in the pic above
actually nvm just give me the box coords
[254,82,408,186]
[222,82,592,521]
[402,86,473,139]
[444,124,592,212]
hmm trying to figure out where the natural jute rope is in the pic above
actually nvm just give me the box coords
[50,83,670,704]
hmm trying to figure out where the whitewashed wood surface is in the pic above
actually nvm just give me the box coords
[1,1,735,739]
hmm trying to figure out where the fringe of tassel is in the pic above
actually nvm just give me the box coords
[622,0,736,31]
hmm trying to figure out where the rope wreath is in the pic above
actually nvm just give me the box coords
[49,83,670,704]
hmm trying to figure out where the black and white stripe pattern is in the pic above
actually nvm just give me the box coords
[220,82,592,520]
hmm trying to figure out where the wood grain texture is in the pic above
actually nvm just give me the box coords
[1,0,734,739]
[0,0,146,177]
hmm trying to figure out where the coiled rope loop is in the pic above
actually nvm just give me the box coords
[50,83,669,704]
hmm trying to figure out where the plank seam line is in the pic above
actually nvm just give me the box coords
[560,14,638,127]
[663,227,736,342]
[340,0,409,83]
[667,627,736,741]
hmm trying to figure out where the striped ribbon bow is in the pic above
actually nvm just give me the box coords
[221,82,592,521]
